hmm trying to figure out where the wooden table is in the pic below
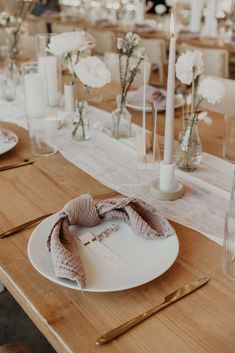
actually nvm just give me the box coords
[0,84,235,353]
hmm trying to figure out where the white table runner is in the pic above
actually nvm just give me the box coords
[0,100,233,246]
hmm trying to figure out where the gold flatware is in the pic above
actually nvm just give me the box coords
[0,213,53,239]
[0,192,121,240]
[0,160,34,172]
[96,276,210,345]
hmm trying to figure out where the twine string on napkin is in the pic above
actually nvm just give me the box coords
[47,194,175,288]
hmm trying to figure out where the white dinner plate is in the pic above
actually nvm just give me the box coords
[125,94,185,113]
[0,128,18,155]
[27,215,179,292]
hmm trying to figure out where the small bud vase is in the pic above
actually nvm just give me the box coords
[111,100,132,139]
[176,118,202,172]
[72,102,91,141]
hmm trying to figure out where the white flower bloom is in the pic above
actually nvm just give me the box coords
[198,77,225,104]
[175,50,204,85]
[155,4,167,15]
[117,37,124,50]
[126,32,140,46]
[198,111,208,121]
[186,93,192,105]
[74,56,111,88]
[47,31,96,56]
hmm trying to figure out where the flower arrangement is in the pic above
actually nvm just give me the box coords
[176,50,225,124]
[72,56,111,139]
[47,31,105,140]
[117,32,145,109]
[0,0,34,77]
[175,50,225,171]
[47,30,96,89]
[111,32,146,139]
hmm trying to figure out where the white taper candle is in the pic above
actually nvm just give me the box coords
[142,56,147,156]
[163,13,176,165]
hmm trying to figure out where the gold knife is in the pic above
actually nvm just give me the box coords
[96,276,210,345]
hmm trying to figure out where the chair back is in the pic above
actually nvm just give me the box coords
[89,30,116,56]
[19,34,37,60]
[142,38,166,85]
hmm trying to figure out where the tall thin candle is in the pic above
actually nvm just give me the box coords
[163,13,176,165]
[142,56,147,157]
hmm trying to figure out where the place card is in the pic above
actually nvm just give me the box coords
[79,232,127,272]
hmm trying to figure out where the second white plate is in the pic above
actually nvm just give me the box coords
[125,94,185,113]
[0,128,18,155]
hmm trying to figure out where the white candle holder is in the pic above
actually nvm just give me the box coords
[150,161,184,201]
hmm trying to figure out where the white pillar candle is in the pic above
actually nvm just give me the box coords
[135,0,145,24]
[64,83,75,112]
[24,73,46,119]
[38,56,59,107]
[163,13,176,165]
[189,0,203,33]
[202,0,218,37]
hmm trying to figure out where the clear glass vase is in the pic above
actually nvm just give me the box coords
[72,103,91,141]
[111,102,132,139]
[5,26,20,79]
[176,119,202,172]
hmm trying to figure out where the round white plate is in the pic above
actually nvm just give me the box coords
[0,128,18,155]
[125,94,185,113]
[27,216,179,292]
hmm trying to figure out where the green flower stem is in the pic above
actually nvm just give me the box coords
[67,52,79,102]
[72,85,90,139]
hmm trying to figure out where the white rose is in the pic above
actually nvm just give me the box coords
[47,31,96,56]
[198,77,225,105]
[74,56,111,88]
[175,50,204,85]
[155,4,167,15]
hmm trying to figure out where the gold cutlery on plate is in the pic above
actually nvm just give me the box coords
[0,160,34,172]
[96,276,210,345]
[0,213,53,239]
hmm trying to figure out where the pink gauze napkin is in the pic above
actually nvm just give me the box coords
[126,85,167,110]
[47,194,175,288]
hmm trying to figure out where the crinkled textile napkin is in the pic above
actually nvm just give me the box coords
[47,194,175,288]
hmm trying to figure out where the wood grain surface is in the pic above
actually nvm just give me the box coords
[0,83,234,353]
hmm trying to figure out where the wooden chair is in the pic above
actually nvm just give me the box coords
[0,341,35,353]
[52,23,81,33]
[27,19,47,35]
[104,52,152,86]
[199,75,235,116]
[19,34,37,60]
[179,42,229,78]
[142,38,166,85]
[89,30,116,56]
